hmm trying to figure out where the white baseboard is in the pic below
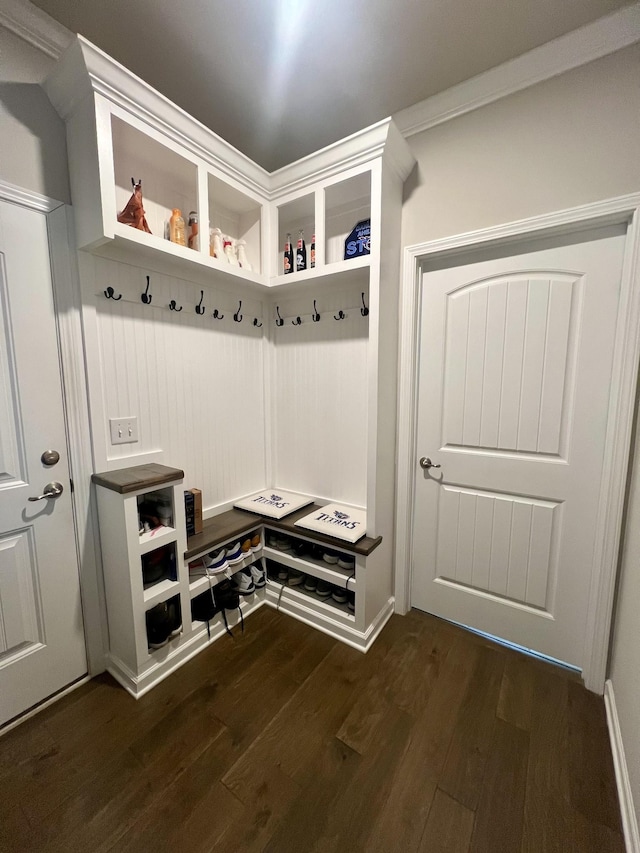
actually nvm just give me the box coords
[604,679,640,853]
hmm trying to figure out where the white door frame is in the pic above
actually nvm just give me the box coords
[395,193,640,693]
[0,179,107,677]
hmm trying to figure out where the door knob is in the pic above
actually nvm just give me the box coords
[28,481,64,501]
[419,457,441,470]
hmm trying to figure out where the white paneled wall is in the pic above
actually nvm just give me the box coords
[84,256,267,511]
[272,284,369,507]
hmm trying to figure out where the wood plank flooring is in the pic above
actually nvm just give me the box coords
[0,607,624,852]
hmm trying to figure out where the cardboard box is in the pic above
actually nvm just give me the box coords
[189,487,203,534]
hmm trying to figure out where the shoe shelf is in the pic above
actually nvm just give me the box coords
[265,578,355,625]
[143,578,181,609]
[262,546,357,590]
[190,589,266,635]
[188,552,263,599]
[139,525,177,554]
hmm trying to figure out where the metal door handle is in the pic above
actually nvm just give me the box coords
[28,481,64,501]
[419,457,441,470]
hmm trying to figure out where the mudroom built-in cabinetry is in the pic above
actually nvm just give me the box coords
[45,35,415,696]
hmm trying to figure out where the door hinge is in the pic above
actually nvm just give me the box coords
[70,478,74,493]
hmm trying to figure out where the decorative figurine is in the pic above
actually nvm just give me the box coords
[117,178,152,233]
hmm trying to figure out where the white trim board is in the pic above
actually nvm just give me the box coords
[394,193,640,694]
[393,3,640,138]
[605,680,640,852]
[0,0,71,59]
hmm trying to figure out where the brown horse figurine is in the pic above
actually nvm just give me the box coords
[117,178,152,233]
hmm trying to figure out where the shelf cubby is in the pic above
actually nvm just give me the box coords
[112,115,198,247]
[324,172,371,266]
[277,193,315,277]
[208,174,263,274]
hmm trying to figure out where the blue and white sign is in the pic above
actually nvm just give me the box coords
[344,219,370,260]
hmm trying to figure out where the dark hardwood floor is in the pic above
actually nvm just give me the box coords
[0,607,624,852]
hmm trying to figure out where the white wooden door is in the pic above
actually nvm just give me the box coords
[0,199,86,727]
[411,231,626,669]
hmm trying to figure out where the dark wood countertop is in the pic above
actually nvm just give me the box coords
[92,463,184,494]
[186,505,382,560]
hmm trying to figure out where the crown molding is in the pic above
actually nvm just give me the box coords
[0,178,64,212]
[0,0,71,59]
[394,2,640,138]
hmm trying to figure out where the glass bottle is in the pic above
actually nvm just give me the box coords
[284,233,294,274]
[169,209,186,246]
[296,229,307,272]
[187,211,199,251]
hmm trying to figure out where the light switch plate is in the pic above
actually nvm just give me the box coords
[109,416,139,445]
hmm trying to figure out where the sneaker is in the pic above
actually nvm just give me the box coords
[304,575,318,592]
[331,586,348,604]
[240,538,252,559]
[146,601,173,648]
[203,549,229,573]
[249,560,266,588]
[167,599,182,638]
[250,532,262,553]
[293,540,308,558]
[289,568,305,586]
[226,542,244,565]
[347,591,355,612]
[277,564,289,581]
[315,579,332,598]
[310,543,324,561]
[232,569,256,596]
[322,550,339,565]
[266,532,278,548]
[337,553,355,571]
[276,535,291,552]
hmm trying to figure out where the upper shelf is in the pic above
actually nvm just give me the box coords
[44,35,416,294]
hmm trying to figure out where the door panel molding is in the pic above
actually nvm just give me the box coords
[395,192,640,693]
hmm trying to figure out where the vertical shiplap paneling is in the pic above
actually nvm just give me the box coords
[498,279,528,450]
[455,490,476,586]
[517,279,550,451]
[437,485,557,610]
[91,257,266,510]
[462,287,488,447]
[479,282,508,448]
[489,496,513,596]
[436,486,460,582]
[526,503,555,608]
[442,291,470,446]
[537,278,574,455]
[272,287,368,507]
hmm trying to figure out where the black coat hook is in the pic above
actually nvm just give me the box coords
[275,306,284,327]
[253,318,263,327]
[212,308,224,319]
[334,310,346,321]
[169,299,182,312]
[312,300,321,322]
[360,292,369,316]
[233,300,243,322]
[104,286,122,300]
[141,276,152,304]
[292,316,302,326]
[195,290,205,315]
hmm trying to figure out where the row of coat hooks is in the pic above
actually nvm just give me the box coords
[276,293,369,327]
[103,277,263,327]
[102,277,370,328]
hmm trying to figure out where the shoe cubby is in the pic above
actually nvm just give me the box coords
[142,541,178,591]
[146,593,182,651]
[265,558,355,622]
[187,527,263,600]
[263,531,357,591]
[112,114,199,251]
[324,171,371,266]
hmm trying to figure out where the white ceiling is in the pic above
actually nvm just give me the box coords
[29,0,633,171]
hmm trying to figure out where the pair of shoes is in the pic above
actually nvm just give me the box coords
[275,535,292,552]
[249,559,267,588]
[321,550,355,570]
[288,567,305,586]
[146,598,181,648]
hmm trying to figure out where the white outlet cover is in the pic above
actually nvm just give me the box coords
[109,417,139,445]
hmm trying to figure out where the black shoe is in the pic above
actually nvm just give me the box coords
[146,601,173,648]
